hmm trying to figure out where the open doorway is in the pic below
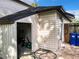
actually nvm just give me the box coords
[17,23,32,59]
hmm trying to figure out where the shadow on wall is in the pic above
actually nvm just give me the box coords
[35,16,61,51]
[0,24,17,59]
[7,45,16,59]
[0,39,17,59]
[6,38,17,59]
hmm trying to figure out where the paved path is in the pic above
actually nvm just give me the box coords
[57,43,79,59]
[20,43,79,59]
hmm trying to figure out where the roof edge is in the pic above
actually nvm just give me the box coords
[13,0,33,7]
[0,6,75,23]
[57,6,74,22]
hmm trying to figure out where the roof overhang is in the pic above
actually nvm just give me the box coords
[13,0,33,7]
[0,6,75,24]
[65,12,75,19]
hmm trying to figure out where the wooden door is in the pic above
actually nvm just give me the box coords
[64,24,70,43]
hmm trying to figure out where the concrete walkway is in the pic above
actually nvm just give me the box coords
[57,43,79,59]
[20,43,79,59]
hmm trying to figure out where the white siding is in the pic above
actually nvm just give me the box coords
[15,15,38,52]
[0,14,38,59]
[20,0,35,5]
[61,17,70,42]
[63,18,70,23]
[31,15,38,51]
[56,13,71,46]
[0,24,17,59]
[0,0,31,58]
[0,0,32,58]
[32,11,62,53]
[0,0,28,18]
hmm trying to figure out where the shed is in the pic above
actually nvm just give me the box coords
[0,6,74,59]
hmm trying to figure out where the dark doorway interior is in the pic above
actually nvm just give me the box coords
[17,23,32,59]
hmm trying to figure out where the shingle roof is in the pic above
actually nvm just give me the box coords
[13,0,33,7]
[0,6,75,24]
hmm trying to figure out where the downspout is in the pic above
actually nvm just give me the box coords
[60,17,64,42]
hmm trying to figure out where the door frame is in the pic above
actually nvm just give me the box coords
[16,22,32,59]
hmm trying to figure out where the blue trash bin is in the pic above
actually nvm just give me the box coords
[76,33,79,46]
[70,33,76,46]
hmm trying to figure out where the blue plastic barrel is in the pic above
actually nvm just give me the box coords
[70,33,76,46]
[76,33,79,46]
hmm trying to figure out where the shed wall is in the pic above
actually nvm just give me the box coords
[0,24,17,59]
[16,15,38,52]
[63,18,70,23]
[56,12,70,42]
[32,11,62,53]
[20,0,35,5]
[0,0,28,18]
[0,0,30,59]
[0,14,38,59]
